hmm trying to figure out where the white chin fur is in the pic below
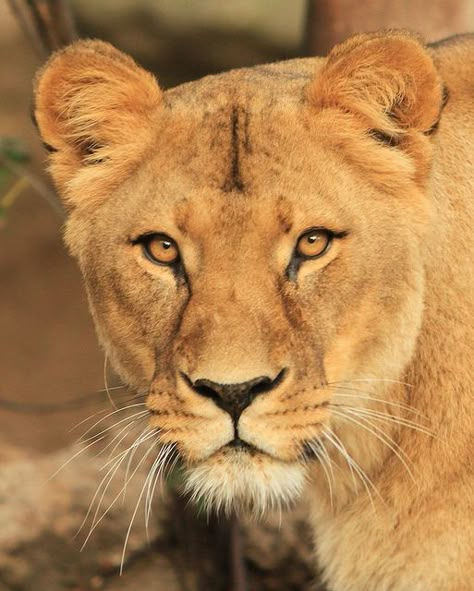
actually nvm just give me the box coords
[184,451,307,516]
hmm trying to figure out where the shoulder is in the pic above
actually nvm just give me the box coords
[428,32,474,52]
[428,34,474,91]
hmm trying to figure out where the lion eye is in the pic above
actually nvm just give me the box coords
[296,228,332,259]
[141,234,180,265]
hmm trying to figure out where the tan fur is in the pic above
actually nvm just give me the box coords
[34,31,474,591]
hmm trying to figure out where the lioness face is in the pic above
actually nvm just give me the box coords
[68,95,429,513]
[35,36,443,513]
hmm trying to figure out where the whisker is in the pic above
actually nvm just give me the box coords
[324,385,427,419]
[318,438,338,488]
[120,437,162,574]
[94,429,155,523]
[67,387,135,434]
[326,432,379,511]
[97,384,128,394]
[79,423,151,539]
[100,427,157,473]
[76,445,130,539]
[74,415,148,463]
[121,429,159,503]
[77,403,148,442]
[144,444,178,543]
[106,430,139,467]
[145,444,177,528]
[323,427,383,509]
[330,408,418,486]
[109,394,148,407]
[95,420,143,460]
[81,430,160,550]
[332,403,436,438]
[104,388,147,400]
[327,378,414,388]
[143,454,162,544]
[322,428,372,505]
[80,409,149,447]
[103,354,118,410]
[49,435,107,480]
[307,440,334,509]
[69,408,111,434]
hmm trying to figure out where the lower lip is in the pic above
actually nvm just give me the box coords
[226,438,258,453]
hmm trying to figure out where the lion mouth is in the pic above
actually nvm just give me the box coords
[222,438,291,464]
[225,437,258,453]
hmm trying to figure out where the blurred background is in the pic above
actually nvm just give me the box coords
[0,2,472,590]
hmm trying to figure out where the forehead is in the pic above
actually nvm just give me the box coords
[111,60,361,235]
[154,65,318,196]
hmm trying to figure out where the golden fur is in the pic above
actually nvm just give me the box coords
[34,31,473,591]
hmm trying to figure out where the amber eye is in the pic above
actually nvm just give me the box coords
[141,234,180,265]
[296,228,332,259]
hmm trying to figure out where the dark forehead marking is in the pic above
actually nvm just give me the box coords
[277,197,294,234]
[221,105,246,194]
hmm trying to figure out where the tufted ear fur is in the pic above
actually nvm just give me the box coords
[34,40,162,208]
[308,31,445,144]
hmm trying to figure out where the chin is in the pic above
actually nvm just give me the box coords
[183,447,307,517]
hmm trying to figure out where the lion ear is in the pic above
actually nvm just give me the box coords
[308,31,444,141]
[34,40,162,205]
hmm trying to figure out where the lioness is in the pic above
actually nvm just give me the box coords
[34,31,473,591]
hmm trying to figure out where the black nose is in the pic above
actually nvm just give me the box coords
[184,370,286,422]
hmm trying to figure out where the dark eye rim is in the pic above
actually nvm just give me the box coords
[130,232,181,267]
[286,226,349,281]
[295,227,346,261]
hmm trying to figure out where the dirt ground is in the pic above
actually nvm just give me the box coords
[0,428,318,591]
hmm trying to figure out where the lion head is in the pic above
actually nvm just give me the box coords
[34,32,445,514]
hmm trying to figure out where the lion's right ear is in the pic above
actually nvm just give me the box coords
[308,31,444,141]
[34,40,162,207]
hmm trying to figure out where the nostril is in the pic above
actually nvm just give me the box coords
[248,368,287,396]
[194,383,220,402]
[180,372,217,400]
[248,377,272,396]
[181,372,224,405]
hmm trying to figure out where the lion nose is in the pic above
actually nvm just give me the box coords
[183,370,286,422]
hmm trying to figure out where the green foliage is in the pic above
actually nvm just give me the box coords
[0,137,30,164]
[0,137,31,225]
[0,167,11,188]
[166,462,186,491]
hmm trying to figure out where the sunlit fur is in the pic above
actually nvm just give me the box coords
[34,31,473,591]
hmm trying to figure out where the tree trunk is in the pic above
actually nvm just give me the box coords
[304,0,474,55]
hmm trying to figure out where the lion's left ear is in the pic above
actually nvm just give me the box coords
[34,40,162,207]
[308,31,445,141]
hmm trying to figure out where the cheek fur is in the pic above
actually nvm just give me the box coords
[82,246,189,387]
